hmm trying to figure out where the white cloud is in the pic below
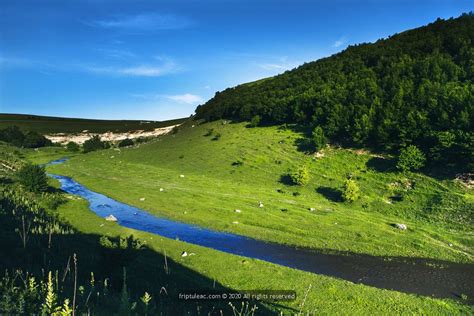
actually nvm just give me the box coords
[86,13,192,31]
[131,93,204,105]
[166,93,203,104]
[258,57,299,72]
[84,56,178,77]
[333,37,347,48]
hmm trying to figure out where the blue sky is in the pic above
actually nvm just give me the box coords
[0,0,472,120]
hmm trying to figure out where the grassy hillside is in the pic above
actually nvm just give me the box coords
[0,113,186,133]
[196,14,474,170]
[0,144,469,314]
[48,120,473,264]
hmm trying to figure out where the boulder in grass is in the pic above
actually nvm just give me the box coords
[139,197,145,201]
[394,223,407,230]
[235,209,241,213]
[181,251,188,257]
[258,202,264,208]
[180,174,185,178]
[105,214,117,222]
[159,188,164,192]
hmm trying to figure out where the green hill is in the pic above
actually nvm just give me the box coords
[49,120,473,264]
[0,113,186,133]
[196,14,474,170]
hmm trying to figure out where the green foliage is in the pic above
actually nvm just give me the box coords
[66,142,80,152]
[397,145,426,172]
[289,165,310,185]
[249,115,261,128]
[195,15,474,170]
[83,135,105,153]
[16,164,48,193]
[118,138,134,147]
[342,179,360,202]
[312,126,326,151]
[0,126,52,148]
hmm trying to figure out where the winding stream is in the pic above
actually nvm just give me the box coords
[47,158,473,301]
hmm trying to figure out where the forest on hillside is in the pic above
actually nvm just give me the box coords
[195,13,474,171]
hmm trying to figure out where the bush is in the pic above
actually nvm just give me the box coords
[249,115,261,128]
[212,133,221,141]
[289,165,310,185]
[312,126,326,151]
[66,141,80,152]
[397,145,426,172]
[23,131,52,148]
[118,138,134,147]
[83,135,105,153]
[16,164,48,193]
[342,179,360,202]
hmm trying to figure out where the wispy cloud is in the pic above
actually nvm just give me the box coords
[84,56,179,77]
[332,37,347,48]
[166,93,203,104]
[131,93,203,105]
[258,57,299,72]
[86,13,193,31]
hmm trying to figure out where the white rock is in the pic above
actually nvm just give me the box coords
[309,208,316,211]
[159,188,164,192]
[181,251,188,257]
[235,209,241,213]
[180,174,185,178]
[139,197,145,201]
[258,202,264,208]
[105,214,117,222]
[232,221,239,224]
[110,156,114,159]
[395,223,407,230]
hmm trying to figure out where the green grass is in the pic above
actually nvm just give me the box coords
[53,195,473,314]
[0,113,186,133]
[47,120,473,264]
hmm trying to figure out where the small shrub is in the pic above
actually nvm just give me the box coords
[249,115,261,128]
[41,193,66,210]
[312,126,326,151]
[16,164,48,193]
[83,135,105,153]
[289,165,310,185]
[397,145,426,172]
[342,179,360,202]
[66,141,80,152]
[212,133,221,141]
[118,138,134,147]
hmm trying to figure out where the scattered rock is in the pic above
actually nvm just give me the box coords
[159,188,164,192]
[180,174,185,178]
[110,156,114,159]
[449,243,453,247]
[181,251,188,257]
[100,224,104,227]
[309,207,316,212]
[139,197,145,201]
[394,223,407,230]
[105,214,117,222]
[232,221,239,224]
[234,209,241,213]
[183,211,188,214]
[258,202,264,208]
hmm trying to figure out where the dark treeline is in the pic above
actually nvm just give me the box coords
[0,125,52,148]
[196,14,474,170]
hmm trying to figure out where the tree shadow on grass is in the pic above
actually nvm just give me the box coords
[366,157,396,173]
[316,186,342,202]
[279,174,295,186]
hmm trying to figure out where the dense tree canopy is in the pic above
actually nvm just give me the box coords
[196,14,474,170]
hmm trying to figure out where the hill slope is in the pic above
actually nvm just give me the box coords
[49,120,473,264]
[196,14,474,169]
[0,113,186,133]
